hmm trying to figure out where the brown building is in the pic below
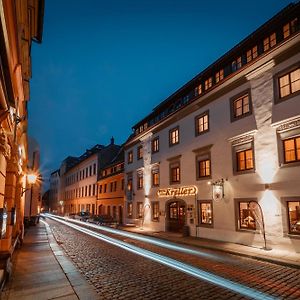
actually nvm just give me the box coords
[97,147,125,224]
[0,0,44,283]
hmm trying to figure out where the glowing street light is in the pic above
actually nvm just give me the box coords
[27,173,38,185]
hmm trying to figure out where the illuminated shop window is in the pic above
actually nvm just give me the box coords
[283,137,300,163]
[137,202,143,219]
[237,149,254,171]
[152,137,159,153]
[169,127,179,146]
[137,145,143,160]
[238,201,256,230]
[287,201,300,235]
[278,68,300,98]
[152,201,159,221]
[199,201,213,225]
[195,111,209,135]
[128,150,133,164]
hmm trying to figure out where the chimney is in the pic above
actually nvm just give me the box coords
[110,136,114,145]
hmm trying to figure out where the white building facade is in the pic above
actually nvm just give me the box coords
[125,3,300,253]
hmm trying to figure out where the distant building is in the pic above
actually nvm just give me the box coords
[49,169,60,212]
[60,138,121,215]
[124,3,300,252]
[42,190,50,212]
[97,146,125,224]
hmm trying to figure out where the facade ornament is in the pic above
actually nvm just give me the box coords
[276,117,300,133]
[0,127,11,159]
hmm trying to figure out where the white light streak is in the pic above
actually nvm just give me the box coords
[45,214,275,300]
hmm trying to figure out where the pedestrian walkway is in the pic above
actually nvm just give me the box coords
[121,225,300,269]
[1,221,98,300]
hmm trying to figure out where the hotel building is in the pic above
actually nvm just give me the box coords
[124,3,300,252]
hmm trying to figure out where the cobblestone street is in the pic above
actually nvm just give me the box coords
[47,218,300,299]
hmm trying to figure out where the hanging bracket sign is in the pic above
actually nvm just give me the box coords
[157,186,198,198]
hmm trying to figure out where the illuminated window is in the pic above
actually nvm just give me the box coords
[152,137,159,153]
[128,150,133,164]
[231,93,251,120]
[198,201,213,225]
[237,149,254,171]
[215,69,224,83]
[137,145,143,160]
[169,127,179,146]
[263,33,276,51]
[278,68,300,98]
[232,56,242,72]
[152,169,160,187]
[195,111,209,135]
[152,201,159,221]
[169,202,178,219]
[194,84,202,96]
[170,162,180,184]
[238,201,256,230]
[283,18,298,39]
[127,203,133,218]
[137,173,143,189]
[287,201,300,235]
[246,46,258,63]
[204,77,212,90]
[137,202,143,219]
[198,159,211,178]
[283,137,300,163]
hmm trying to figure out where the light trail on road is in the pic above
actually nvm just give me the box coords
[49,214,237,264]
[45,214,275,300]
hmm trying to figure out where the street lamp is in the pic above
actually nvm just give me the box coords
[21,172,38,196]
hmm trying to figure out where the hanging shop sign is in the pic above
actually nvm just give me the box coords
[157,186,198,198]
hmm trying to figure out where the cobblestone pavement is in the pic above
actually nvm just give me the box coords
[47,218,300,300]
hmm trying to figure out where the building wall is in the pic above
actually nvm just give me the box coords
[49,171,60,212]
[125,31,300,252]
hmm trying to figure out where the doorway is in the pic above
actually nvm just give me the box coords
[166,200,186,232]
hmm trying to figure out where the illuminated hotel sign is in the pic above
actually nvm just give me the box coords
[157,186,198,198]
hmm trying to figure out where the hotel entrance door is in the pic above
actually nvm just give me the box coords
[166,200,186,232]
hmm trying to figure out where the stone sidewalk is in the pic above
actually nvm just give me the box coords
[1,221,98,300]
[121,226,300,269]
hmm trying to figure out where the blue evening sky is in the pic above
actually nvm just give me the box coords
[29,0,293,184]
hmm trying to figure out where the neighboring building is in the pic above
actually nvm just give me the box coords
[49,169,60,213]
[60,138,121,215]
[124,3,300,253]
[42,189,50,212]
[97,146,125,224]
[24,137,42,222]
[0,0,44,281]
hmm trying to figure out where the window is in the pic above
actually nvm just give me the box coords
[127,203,133,218]
[231,92,251,121]
[137,173,143,189]
[263,33,276,52]
[283,137,300,163]
[169,127,179,146]
[195,111,209,136]
[137,202,143,219]
[121,179,124,190]
[194,84,202,96]
[237,149,254,171]
[104,184,107,193]
[232,56,242,72]
[152,137,159,153]
[204,77,212,90]
[110,182,113,192]
[278,68,300,98]
[170,162,180,184]
[198,159,211,178]
[93,184,96,196]
[137,145,143,160]
[114,181,117,192]
[215,69,224,83]
[152,202,159,221]
[238,201,256,230]
[198,201,213,225]
[287,201,300,235]
[99,185,102,194]
[93,163,96,175]
[89,185,91,196]
[89,165,92,176]
[152,169,160,187]
[246,45,258,63]
[283,18,298,39]
[128,151,133,164]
